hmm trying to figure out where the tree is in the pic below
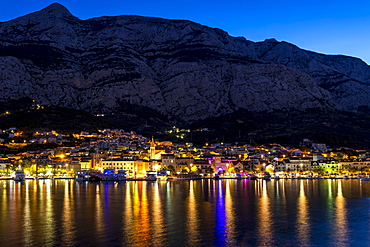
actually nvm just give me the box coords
[5,164,12,174]
[266,167,275,173]
[191,165,200,173]
[182,167,190,173]
[14,160,32,172]
[228,167,235,173]
[313,167,325,175]
[166,165,176,174]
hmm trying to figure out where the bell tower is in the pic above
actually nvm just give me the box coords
[150,136,156,160]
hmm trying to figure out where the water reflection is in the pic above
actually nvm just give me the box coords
[0,179,369,246]
[186,180,200,245]
[333,180,349,245]
[214,179,227,246]
[123,182,134,245]
[62,180,76,245]
[134,182,151,246]
[225,180,236,245]
[152,182,165,246]
[95,183,104,241]
[23,181,32,246]
[257,180,274,246]
[296,180,310,245]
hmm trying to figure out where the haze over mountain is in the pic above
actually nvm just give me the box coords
[0,3,370,122]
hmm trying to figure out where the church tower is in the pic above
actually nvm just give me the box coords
[150,136,156,160]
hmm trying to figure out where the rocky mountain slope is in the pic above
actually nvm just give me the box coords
[0,3,369,121]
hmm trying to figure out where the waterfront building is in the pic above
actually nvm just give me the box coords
[100,158,135,172]
[311,159,340,173]
[339,158,370,172]
[161,154,176,168]
[193,158,212,174]
[175,157,194,172]
[231,160,253,173]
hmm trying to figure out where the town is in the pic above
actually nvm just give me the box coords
[0,126,369,180]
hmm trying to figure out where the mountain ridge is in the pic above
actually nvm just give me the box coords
[0,3,369,122]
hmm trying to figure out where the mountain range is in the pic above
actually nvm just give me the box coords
[1,3,370,123]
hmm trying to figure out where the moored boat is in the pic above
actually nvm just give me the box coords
[76,170,89,181]
[145,171,157,181]
[100,169,115,181]
[157,170,169,181]
[76,170,102,182]
[115,170,128,181]
[172,173,201,180]
[263,172,271,181]
[13,170,25,181]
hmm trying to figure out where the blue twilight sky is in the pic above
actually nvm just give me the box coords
[1,0,370,64]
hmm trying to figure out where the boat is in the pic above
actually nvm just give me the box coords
[262,172,271,181]
[127,178,146,181]
[13,170,25,181]
[157,170,169,181]
[76,170,89,181]
[360,176,370,181]
[236,174,242,180]
[172,173,201,180]
[100,169,115,181]
[115,170,128,181]
[145,171,157,181]
[76,170,102,182]
[249,174,258,180]
[213,174,220,180]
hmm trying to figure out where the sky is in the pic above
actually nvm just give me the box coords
[1,0,370,64]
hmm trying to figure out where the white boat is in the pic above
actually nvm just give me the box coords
[157,170,169,181]
[13,170,25,181]
[76,170,89,181]
[76,170,102,182]
[145,171,157,181]
[116,170,128,181]
[100,169,115,181]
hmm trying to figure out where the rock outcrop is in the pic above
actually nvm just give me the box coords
[0,3,369,121]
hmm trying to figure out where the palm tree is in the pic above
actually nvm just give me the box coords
[166,165,176,174]
[5,164,12,175]
[35,159,49,175]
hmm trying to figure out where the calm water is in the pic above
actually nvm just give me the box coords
[1,179,370,246]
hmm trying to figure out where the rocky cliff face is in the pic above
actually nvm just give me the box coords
[0,3,369,121]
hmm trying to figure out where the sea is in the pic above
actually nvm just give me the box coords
[0,178,369,246]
